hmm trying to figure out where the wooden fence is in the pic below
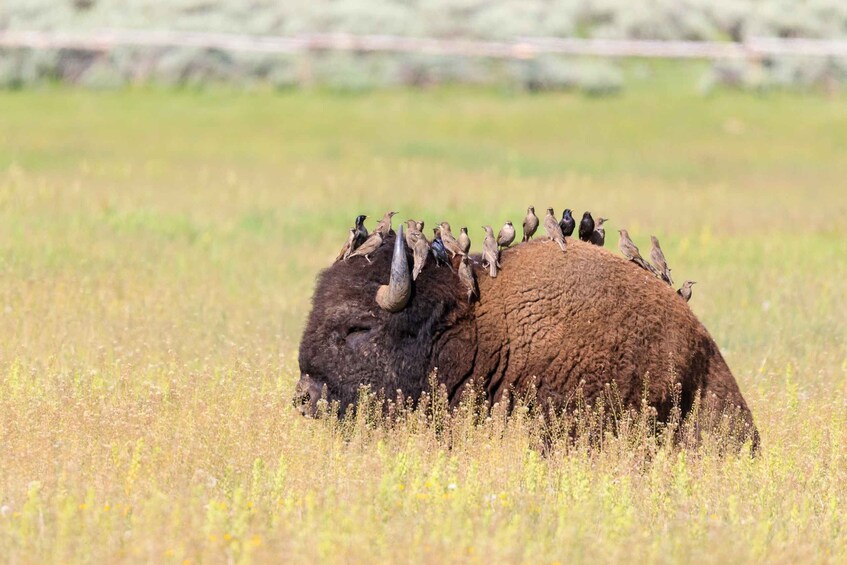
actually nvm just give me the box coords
[2,30,847,60]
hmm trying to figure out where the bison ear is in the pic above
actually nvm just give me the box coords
[376,225,411,312]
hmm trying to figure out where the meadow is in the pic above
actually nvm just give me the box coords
[1,65,846,563]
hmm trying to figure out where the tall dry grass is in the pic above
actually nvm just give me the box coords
[1,73,846,562]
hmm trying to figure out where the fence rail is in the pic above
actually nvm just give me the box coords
[2,30,847,60]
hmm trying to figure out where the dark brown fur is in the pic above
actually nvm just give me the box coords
[298,235,757,444]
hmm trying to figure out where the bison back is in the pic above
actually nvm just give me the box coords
[471,238,755,435]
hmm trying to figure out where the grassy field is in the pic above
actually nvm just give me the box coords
[1,66,846,562]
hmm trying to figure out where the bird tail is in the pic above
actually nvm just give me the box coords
[558,239,567,251]
[635,257,654,273]
[489,262,497,278]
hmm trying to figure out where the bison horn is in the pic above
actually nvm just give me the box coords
[376,225,411,312]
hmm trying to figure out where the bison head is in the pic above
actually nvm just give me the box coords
[297,227,474,415]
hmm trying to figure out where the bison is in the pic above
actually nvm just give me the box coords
[297,226,758,445]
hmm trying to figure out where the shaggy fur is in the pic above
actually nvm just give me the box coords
[298,234,757,443]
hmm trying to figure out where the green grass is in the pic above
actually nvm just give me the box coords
[1,69,846,562]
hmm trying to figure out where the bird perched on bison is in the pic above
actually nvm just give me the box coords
[404,219,420,245]
[559,209,576,238]
[353,214,368,247]
[457,254,478,303]
[589,217,608,247]
[618,229,656,274]
[298,234,758,449]
[335,228,357,262]
[458,227,471,255]
[373,211,397,238]
[678,280,696,302]
[522,206,539,242]
[481,225,501,278]
[650,235,674,286]
[411,232,429,281]
[431,228,451,268]
[335,214,369,261]
[438,222,465,258]
[345,231,384,263]
[497,221,515,249]
[543,208,567,251]
[579,212,595,242]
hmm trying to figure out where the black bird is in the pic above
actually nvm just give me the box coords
[559,209,576,238]
[431,228,451,268]
[353,214,368,249]
[578,212,595,242]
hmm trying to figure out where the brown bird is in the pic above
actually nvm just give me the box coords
[335,227,357,262]
[677,281,696,302]
[481,225,501,278]
[373,211,398,238]
[405,219,422,248]
[649,235,673,285]
[412,234,429,280]
[497,221,515,248]
[458,227,471,255]
[457,255,478,303]
[617,229,656,274]
[346,231,384,263]
[589,217,608,247]
[522,206,539,242]
[438,222,466,258]
[543,208,567,251]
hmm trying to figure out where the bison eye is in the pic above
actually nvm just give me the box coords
[344,324,373,348]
